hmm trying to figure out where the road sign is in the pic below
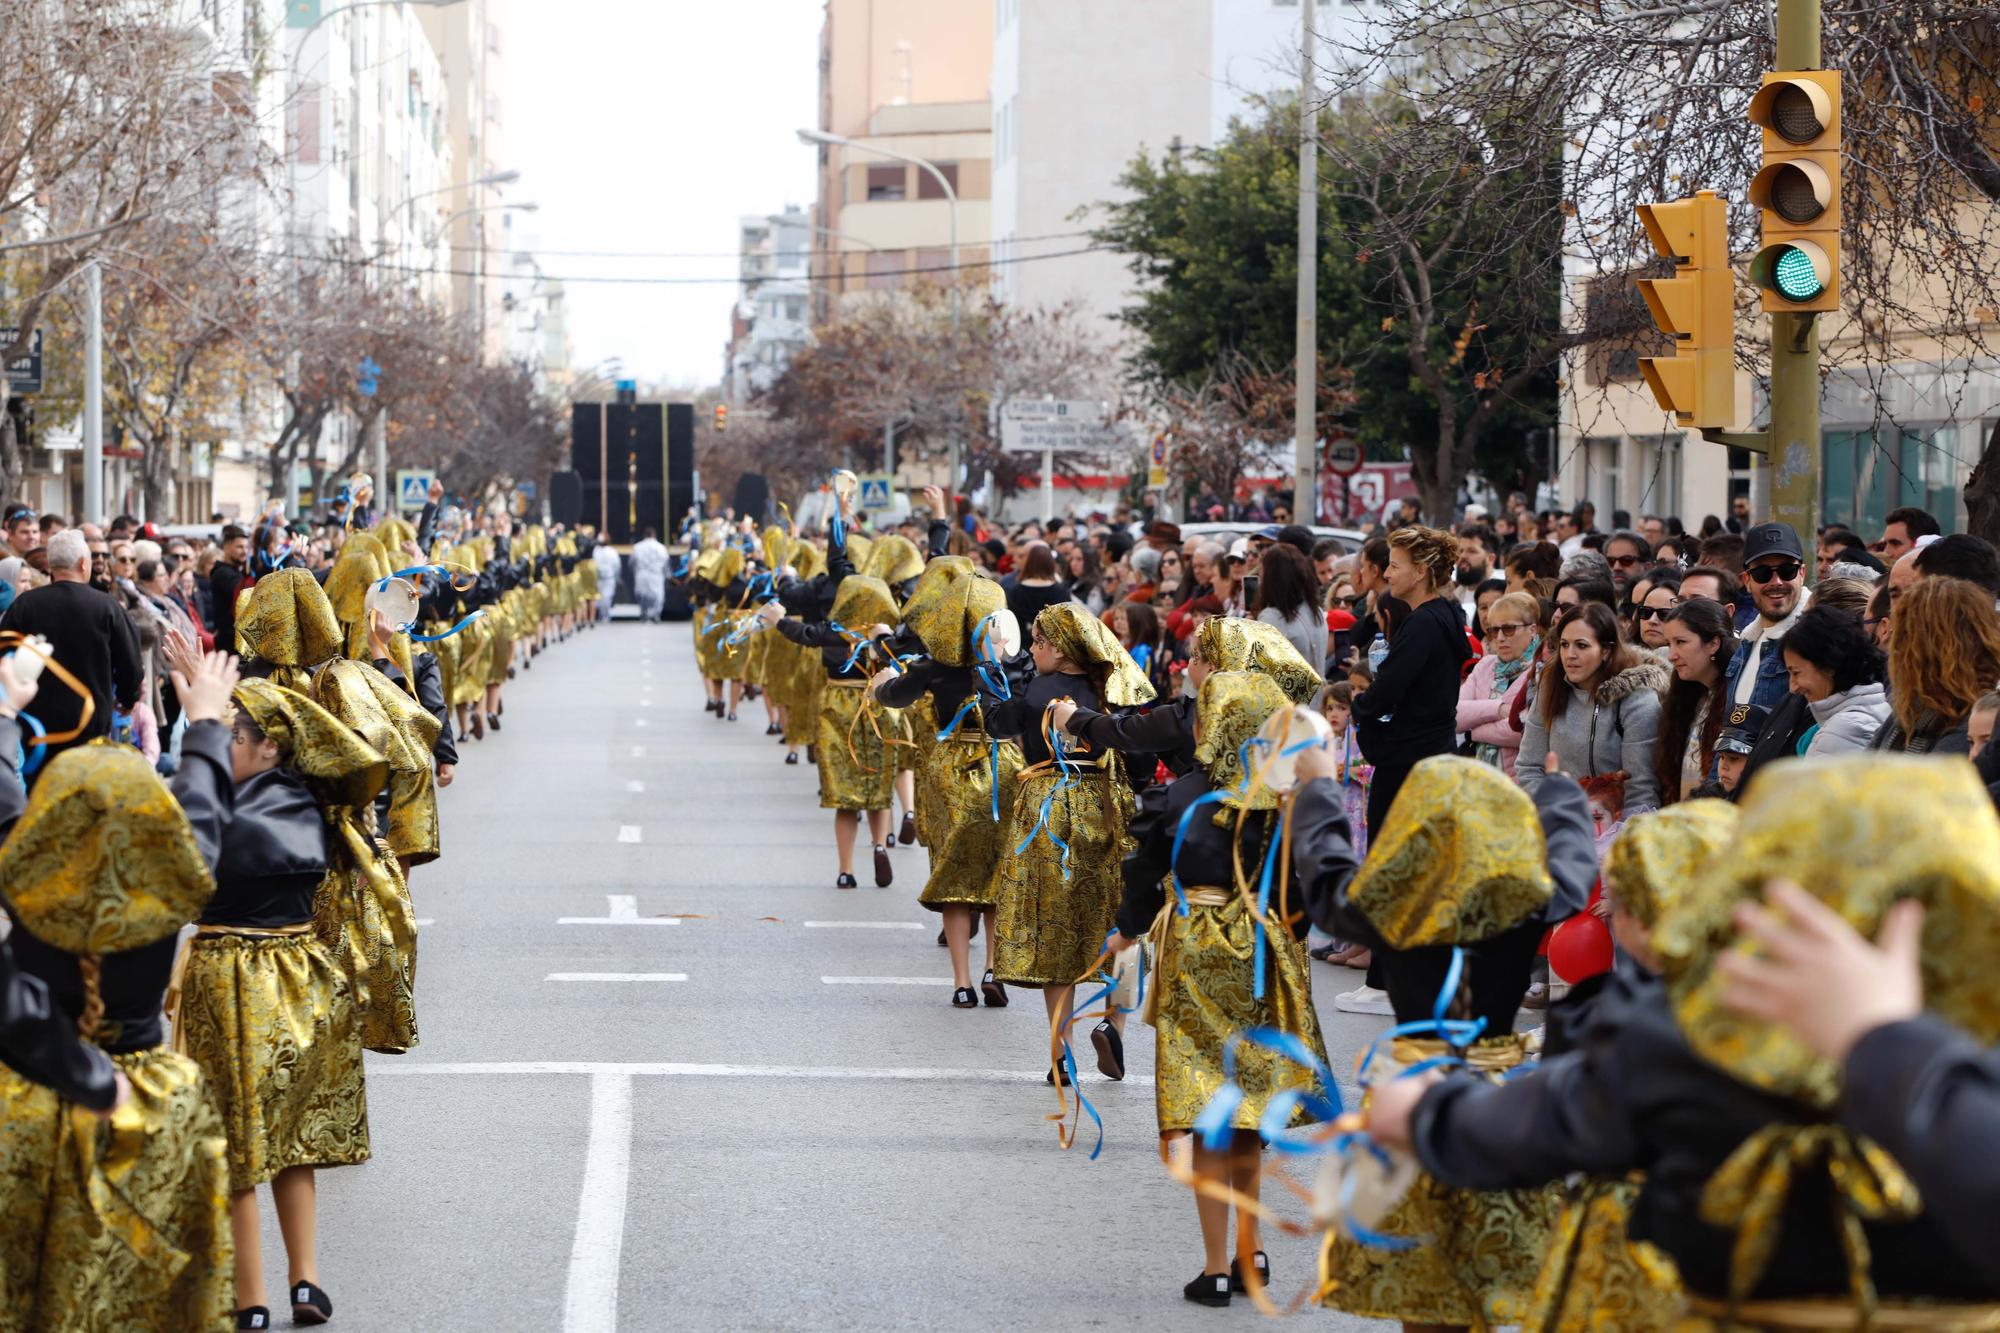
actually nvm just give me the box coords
[1325,435,1363,477]
[1147,433,1170,488]
[2,328,44,394]
[395,469,435,512]
[357,355,382,397]
[999,398,1115,453]
[856,473,895,511]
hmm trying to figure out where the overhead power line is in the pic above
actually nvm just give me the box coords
[255,244,1113,286]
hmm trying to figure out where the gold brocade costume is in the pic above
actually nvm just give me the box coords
[0,747,233,1332]
[236,569,345,691]
[916,716,1024,910]
[1151,673,1331,1133]
[314,659,442,866]
[1194,616,1324,704]
[1323,1035,1558,1328]
[992,757,1135,986]
[817,682,899,811]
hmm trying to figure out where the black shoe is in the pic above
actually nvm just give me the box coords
[765,723,781,736]
[952,986,978,1008]
[980,969,1008,1007]
[806,745,817,765]
[884,828,896,849]
[1091,1020,1126,1081]
[705,700,719,714]
[291,1280,333,1325]
[469,712,484,740]
[714,707,727,722]
[836,873,858,890]
[785,752,799,765]
[936,927,948,948]
[726,712,737,722]
[1044,1063,1072,1087]
[1229,1251,1270,1293]
[235,1309,271,1331]
[873,845,893,888]
[487,714,501,732]
[899,811,918,847]
[1184,1272,1231,1308]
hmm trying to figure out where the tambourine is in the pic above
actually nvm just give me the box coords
[1311,1127,1420,1236]
[365,576,421,631]
[1251,705,1334,793]
[975,608,1022,663]
[7,634,50,686]
[754,600,786,630]
[832,468,859,509]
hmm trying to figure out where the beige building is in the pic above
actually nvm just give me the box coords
[811,0,993,321]
[420,0,514,363]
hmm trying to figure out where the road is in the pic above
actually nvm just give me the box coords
[277,615,1390,1331]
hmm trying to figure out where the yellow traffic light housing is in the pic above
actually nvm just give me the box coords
[1747,70,1840,312]
[713,403,729,432]
[1635,190,1735,428]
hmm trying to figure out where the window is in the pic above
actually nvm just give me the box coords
[866,165,906,201]
[865,250,909,290]
[915,247,951,275]
[486,22,500,52]
[1822,424,1962,536]
[916,163,958,200]
[1634,434,1682,519]
[1583,436,1622,519]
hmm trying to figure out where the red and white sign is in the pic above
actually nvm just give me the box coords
[1318,462,1416,526]
[1325,435,1363,477]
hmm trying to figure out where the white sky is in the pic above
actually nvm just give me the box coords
[505,0,824,390]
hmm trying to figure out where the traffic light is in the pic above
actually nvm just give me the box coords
[1746,70,1840,313]
[1634,190,1734,428]
[713,403,729,432]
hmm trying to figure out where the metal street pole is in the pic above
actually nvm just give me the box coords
[1293,0,1319,524]
[373,409,389,520]
[83,260,103,525]
[1768,0,1821,545]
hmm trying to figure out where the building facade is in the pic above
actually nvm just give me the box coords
[724,209,812,406]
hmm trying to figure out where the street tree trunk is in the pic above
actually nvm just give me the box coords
[1963,418,2000,549]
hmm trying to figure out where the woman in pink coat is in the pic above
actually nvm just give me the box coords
[1455,589,1543,776]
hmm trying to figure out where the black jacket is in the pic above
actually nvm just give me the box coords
[0,579,143,760]
[1354,596,1471,771]
[1114,770,1301,941]
[1063,694,1197,777]
[201,766,329,928]
[980,669,1102,768]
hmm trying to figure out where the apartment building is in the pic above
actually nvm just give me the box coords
[725,209,813,406]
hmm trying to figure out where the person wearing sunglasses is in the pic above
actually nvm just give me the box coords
[1630,568,1683,652]
[1602,530,1652,597]
[1723,522,1811,714]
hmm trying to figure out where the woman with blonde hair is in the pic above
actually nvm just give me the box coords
[1871,575,2000,753]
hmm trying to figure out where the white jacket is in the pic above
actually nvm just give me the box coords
[1805,682,1892,757]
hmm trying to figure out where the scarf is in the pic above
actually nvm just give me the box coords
[1477,637,1538,768]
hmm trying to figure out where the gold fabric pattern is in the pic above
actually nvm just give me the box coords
[1674,1298,2000,1331]
[236,569,344,682]
[2,745,214,956]
[991,759,1135,986]
[1150,893,1330,1133]
[311,660,441,864]
[232,679,390,810]
[862,534,924,588]
[315,857,420,1054]
[828,575,899,638]
[1347,755,1553,949]
[789,538,825,581]
[1323,1034,1558,1326]
[1036,602,1155,708]
[916,725,1024,909]
[177,932,371,1191]
[1527,1176,1685,1332]
[714,546,745,587]
[1195,616,1324,704]
[1603,800,1739,931]
[1193,672,1290,815]
[843,532,875,577]
[900,557,1002,666]
[0,1047,233,1332]
[816,683,897,812]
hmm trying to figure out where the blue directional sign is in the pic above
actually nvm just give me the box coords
[357,356,382,397]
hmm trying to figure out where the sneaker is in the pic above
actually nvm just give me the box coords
[1332,985,1395,1016]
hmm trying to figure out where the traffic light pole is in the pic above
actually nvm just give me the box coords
[1767,0,1821,548]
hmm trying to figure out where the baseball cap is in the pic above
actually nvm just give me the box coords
[1716,702,1770,756]
[1254,524,1281,542]
[1742,522,1804,566]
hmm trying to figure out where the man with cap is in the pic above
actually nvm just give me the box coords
[1724,521,1811,714]
[1712,701,1769,798]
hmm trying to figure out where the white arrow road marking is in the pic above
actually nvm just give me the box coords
[560,1071,631,1333]
[616,826,641,843]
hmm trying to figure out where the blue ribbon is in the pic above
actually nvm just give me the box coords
[1057,965,1118,1161]
[1014,723,1078,876]
[410,609,485,642]
[936,695,1005,819]
[15,709,46,777]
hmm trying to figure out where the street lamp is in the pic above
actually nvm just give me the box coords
[797,127,963,489]
[431,200,538,252]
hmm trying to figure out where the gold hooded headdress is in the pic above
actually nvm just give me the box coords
[788,537,825,582]
[237,569,345,686]
[1669,756,2000,1110]
[1603,800,1739,937]
[843,531,875,577]
[233,678,390,811]
[1195,617,1324,705]
[1035,602,1155,708]
[898,557,1002,666]
[713,546,746,587]
[323,533,392,625]
[1347,755,1552,949]
[761,524,789,573]
[374,516,416,552]
[863,534,924,589]
[1,744,213,955]
[828,575,900,637]
[1194,671,1290,813]
[311,659,441,864]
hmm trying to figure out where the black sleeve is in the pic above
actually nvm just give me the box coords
[776,618,844,650]
[414,653,456,768]
[873,658,939,712]
[170,719,235,871]
[0,937,117,1110]
[926,519,951,559]
[1411,1044,1646,1190]
[1354,613,1445,720]
[1115,783,1178,939]
[1069,702,1188,757]
[1291,777,1369,941]
[978,674,1045,741]
[210,566,242,640]
[826,526,856,584]
[108,601,144,710]
[414,500,441,552]
[1533,775,1599,921]
[1840,1016,2000,1282]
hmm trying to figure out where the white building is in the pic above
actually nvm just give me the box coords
[725,208,812,406]
[504,251,573,400]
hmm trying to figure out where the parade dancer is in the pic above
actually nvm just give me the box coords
[980,602,1155,1081]
[870,555,1024,1007]
[1107,671,1334,1307]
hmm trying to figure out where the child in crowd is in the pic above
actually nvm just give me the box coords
[1969,689,2000,760]
[1309,681,1374,968]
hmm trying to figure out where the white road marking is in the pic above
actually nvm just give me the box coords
[638,698,653,708]
[634,717,649,728]
[625,780,645,793]
[801,921,926,930]
[378,1060,1155,1086]
[558,895,680,926]
[616,825,641,843]
[820,975,955,986]
[545,973,689,982]
[560,1070,632,1333]
[630,745,645,758]
[414,918,435,927]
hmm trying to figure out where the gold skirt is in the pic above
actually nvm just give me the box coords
[782,650,826,745]
[991,762,1133,988]
[916,730,1023,910]
[899,693,932,777]
[709,612,749,681]
[1150,893,1332,1134]
[816,682,899,812]
[579,561,600,598]
[177,931,371,1192]
[1528,1176,1684,1332]
[0,1046,233,1332]
[449,616,491,707]
[1672,1300,2000,1331]
[315,859,420,1055]
[1322,1035,1559,1328]
[743,628,772,688]
[386,766,440,865]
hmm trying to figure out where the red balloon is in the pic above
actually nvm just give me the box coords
[1547,912,1614,984]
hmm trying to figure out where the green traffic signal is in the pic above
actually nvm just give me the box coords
[1772,246,1823,301]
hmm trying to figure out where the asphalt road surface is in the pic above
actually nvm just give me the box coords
[272,615,1393,1331]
